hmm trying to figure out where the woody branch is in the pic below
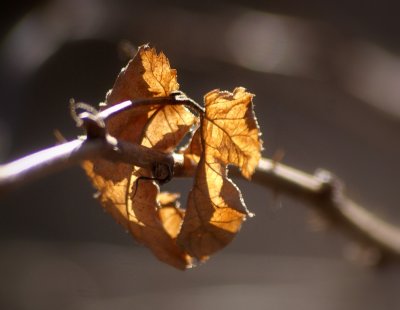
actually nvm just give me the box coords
[0,95,399,264]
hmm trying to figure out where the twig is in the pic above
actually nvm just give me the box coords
[0,137,174,194]
[0,93,199,193]
[243,158,400,264]
[1,95,399,265]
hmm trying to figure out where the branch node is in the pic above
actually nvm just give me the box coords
[314,169,345,202]
[79,112,106,140]
[152,161,174,185]
[170,90,205,114]
[70,100,106,140]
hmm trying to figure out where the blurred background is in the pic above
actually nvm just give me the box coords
[1,0,400,309]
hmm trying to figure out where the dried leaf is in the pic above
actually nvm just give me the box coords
[83,45,195,269]
[178,157,246,260]
[124,100,195,268]
[158,192,181,207]
[105,44,179,144]
[179,128,202,175]
[158,206,185,239]
[203,87,261,178]
[178,87,261,260]
[83,45,262,268]
[84,162,190,268]
[157,192,185,242]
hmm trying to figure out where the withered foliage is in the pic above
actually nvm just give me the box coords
[83,45,262,269]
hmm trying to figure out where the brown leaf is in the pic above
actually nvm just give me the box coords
[158,192,181,207]
[84,162,190,268]
[83,45,195,269]
[178,127,202,176]
[178,158,246,260]
[127,168,193,268]
[124,101,195,268]
[84,45,261,268]
[105,44,179,144]
[203,87,261,179]
[158,206,185,239]
[178,87,261,260]
[157,192,185,243]
[87,44,177,182]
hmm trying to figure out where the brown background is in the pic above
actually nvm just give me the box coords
[1,1,400,309]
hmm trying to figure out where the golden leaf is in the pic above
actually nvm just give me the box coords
[105,44,179,144]
[83,44,261,268]
[83,45,195,269]
[84,162,190,268]
[203,87,261,179]
[178,128,202,176]
[178,158,246,260]
[158,192,181,207]
[177,87,261,260]
[123,101,195,268]
[157,192,185,239]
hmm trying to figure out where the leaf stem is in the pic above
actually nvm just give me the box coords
[98,91,205,121]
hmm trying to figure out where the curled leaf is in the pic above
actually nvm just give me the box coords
[179,127,202,176]
[178,157,246,260]
[83,45,195,269]
[157,192,185,240]
[178,87,261,260]
[158,192,181,207]
[83,45,262,269]
[203,87,261,178]
[105,44,180,143]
